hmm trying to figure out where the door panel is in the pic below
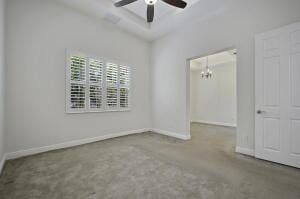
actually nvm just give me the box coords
[290,30,300,53]
[290,54,300,107]
[263,118,280,151]
[290,120,300,155]
[287,24,300,166]
[255,22,300,168]
[263,36,280,57]
[263,57,280,106]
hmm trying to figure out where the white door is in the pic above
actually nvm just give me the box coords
[255,22,300,168]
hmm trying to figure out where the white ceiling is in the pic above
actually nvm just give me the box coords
[190,50,237,71]
[56,0,233,41]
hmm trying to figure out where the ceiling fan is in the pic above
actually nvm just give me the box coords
[114,0,187,23]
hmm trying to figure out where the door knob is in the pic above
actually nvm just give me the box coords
[257,110,266,114]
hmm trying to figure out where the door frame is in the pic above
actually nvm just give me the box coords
[186,46,238,141]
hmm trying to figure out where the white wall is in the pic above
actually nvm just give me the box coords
[0,0,5,163]
[4,0,300,155]
[5,0,151,153]
[151,0,300,150]
[190,61,236,126]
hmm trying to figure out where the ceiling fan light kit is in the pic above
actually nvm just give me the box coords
[145,0,157,5]
[114,0,187,23]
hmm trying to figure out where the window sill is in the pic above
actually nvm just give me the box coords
[66,109,131,114]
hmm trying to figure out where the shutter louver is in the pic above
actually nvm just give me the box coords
[89,59,103,84]
[106,63,119,109]
[107,87,118,108]
[90,86,102,108]
[70,84,86,109]
[70,55,86,109]
[67,53,131,113]
[89,59,103,109]
[71,56,86,81]
[120,88,129,108]
[120,65,130,108]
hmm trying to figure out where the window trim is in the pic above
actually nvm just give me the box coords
[66,50,131,114]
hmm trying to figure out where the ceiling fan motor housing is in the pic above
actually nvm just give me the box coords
[145,0,157,5]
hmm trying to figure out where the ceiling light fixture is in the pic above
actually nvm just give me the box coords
[145,0,157,5]
[200,57,213,79]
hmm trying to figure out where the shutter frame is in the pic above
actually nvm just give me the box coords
[119,65,131,110]
[105,62,119,111]
[66,51,88,113]
[88,57,104,112]
[66,50,131,114]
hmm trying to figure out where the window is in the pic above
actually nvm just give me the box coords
[69,55,86,109]
[120,65,130,108]
[66,52,131,113]
[106,62,119,110]
[89,59,103,109]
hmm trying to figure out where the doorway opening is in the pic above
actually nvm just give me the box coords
[188,49,237,150]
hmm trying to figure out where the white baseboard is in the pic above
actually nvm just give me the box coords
[235,146,254,157]
[0,154,6,174]
[191,120,237,127]
[152,129,191,140]
[5,128,150,160]
[4,128,191,162]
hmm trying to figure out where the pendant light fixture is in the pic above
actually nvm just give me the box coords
[200,57,213,79]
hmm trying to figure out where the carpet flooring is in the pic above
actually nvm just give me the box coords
[0,123,300,199]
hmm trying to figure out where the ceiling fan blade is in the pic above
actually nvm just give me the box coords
[147,5,154,23]
[114,0,138,7]
[161,0,187,9]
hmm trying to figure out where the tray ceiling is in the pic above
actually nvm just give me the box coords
[57,0,233,41]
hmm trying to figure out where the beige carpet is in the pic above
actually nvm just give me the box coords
[0,123,300,199]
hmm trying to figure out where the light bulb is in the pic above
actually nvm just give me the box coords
[200,71,205,77]
[145,0,157,5]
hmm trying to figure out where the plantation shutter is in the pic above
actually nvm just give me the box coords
[69,55,87,110]
[120,65,130,109]
[67,52,131,113]
[89,59,103,109]
[106,62,119,109]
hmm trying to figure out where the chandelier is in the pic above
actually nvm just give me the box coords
[200,57,213,79]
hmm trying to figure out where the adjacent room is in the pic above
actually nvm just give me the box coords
[0,0,300,198]
[189,49,237,152]
[190,50,237,127]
